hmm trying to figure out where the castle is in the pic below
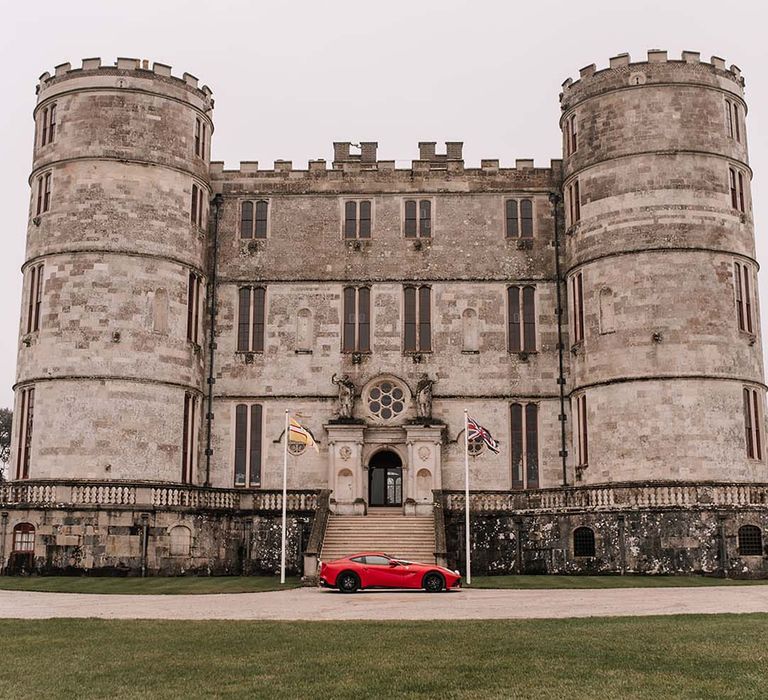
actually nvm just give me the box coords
[3,50,767,577]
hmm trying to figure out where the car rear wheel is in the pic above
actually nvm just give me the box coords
[423,572,444,593]
[337,571,360,594]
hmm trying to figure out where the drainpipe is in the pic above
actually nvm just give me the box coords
[204,193,224,487]
[549,191,569,488]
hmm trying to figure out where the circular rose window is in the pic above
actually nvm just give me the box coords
[367,380,407,422]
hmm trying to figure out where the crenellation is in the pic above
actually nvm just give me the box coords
[81,57,101,71]
[54,62,71,77]
[561,50,746,106]
[152,61,172,77]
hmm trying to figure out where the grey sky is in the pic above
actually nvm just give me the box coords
[1,0,767,408]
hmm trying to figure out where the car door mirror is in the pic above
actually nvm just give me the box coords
[388,560,399,567]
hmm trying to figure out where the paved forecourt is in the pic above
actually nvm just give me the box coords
[2,586,768,620]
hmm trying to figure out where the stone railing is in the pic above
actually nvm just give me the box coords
[0,480,320,513]
[443,481,768,513]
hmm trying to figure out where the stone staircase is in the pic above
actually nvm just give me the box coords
[320,508,436,564]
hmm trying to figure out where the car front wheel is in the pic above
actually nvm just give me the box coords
[423,572,444,593]
[337,571,360,593]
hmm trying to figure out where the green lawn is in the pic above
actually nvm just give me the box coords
[1,616,767,699]
[0,575,301,595]
[467,574,768,589]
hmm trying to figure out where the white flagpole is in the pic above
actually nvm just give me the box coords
[464,408,471,585]
[280,409,289,584]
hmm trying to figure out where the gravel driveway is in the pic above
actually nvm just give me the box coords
[2,586,768,620]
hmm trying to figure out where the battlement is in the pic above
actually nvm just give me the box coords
[36,57,213,102]
[211,142,561,182]
[560,49,744,109]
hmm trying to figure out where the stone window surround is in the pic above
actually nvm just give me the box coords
[504,196,535,240]
[232,401,264,488]
[341,197,374,240]
[510,401,541,490]
[506,284,537,354]
[239,198,270,239]
[402,284,432,353]
[572,525,597,558]
[401,197,434,238]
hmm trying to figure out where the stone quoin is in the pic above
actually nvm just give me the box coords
[4,51,767,577]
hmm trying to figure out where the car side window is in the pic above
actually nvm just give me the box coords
[350,556,367,563]
[365,556,390,566]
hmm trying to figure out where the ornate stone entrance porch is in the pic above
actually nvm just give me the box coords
[325,422,444,515]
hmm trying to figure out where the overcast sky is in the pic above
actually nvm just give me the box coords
[1,0,767,408]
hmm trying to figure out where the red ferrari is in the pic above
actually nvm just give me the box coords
[319,552,462,593]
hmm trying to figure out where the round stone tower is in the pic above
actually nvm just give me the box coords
[13,58,213,482]
[560,50,764,484]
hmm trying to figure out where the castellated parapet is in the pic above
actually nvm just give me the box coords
[5,52,768,578]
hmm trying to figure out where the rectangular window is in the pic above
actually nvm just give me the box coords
[181,393,197,484]
[36,173,51,216]
[734,262,754,334]
[571,180,581,224]
[507,285,537,352]
[506,199,534,239]
[25,264,44,334]
[15,387,35,480]
[342,286,371,352]
[403,285,431,352]
[234,403,262,487]
[194,118,206,158]
[190,184,204,227]
[730,167,746,213]
[237,286,266,352]
[343,200,372,239]
[569,115,577,154]
[404,199,431,238]
[575,393,589,467]
[726,100,734,139]
[510,402,539,489]
[186,272,202,344]
[744,387,763,460]
[734,103,741,143]
[40,104,56,147]
[571,272,585,344]
[239,200,268,239]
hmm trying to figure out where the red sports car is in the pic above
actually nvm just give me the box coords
[319,552,462,593]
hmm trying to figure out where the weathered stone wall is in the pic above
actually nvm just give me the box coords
[445,507,768,578]
[2,507,311,576]
[562,52,765,484]
[13,60,213,484]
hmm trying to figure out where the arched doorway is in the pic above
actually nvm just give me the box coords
[368,450,403,507]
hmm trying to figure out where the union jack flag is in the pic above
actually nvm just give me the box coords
[467,415,500,454]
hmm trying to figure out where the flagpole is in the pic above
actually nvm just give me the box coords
[464,408,471,585]
[280,409,289,584]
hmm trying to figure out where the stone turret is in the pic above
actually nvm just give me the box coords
[560,50,763,483]
[13,58,214,482]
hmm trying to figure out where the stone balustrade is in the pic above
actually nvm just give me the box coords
[443,482,768,513]
[0,480,320,513]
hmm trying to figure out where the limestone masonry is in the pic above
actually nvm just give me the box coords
[3,51,767,577]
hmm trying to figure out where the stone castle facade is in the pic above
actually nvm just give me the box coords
[3,50,768,577]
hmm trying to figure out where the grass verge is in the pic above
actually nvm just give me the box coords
[0,616,767,699]
[0,575,301,595]
[467,574,768,589]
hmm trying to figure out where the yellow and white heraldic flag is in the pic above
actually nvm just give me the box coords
[288,417,319,452]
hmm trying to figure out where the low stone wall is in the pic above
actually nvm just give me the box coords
[444,501,768,578]
[1,482,319,576]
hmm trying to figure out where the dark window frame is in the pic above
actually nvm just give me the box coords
[510,402,539,490]
[234,402,263,487]
[737,525,763,556]
[236,285,266,353]
[186,272,202,345]
[575,393,589,468]
[403,285,431,352]
[571,272,585,345]
[507,285,537,352]
[342,286,371,352]
[26,264,44,334]
[573,526,596,557]
[343,200,373,239]
[404,199,432,238]
[15,387,35,480]
[181,393,197,484]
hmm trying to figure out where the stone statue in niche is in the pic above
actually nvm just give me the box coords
[415,374,436,419]
[331,373,356,419]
